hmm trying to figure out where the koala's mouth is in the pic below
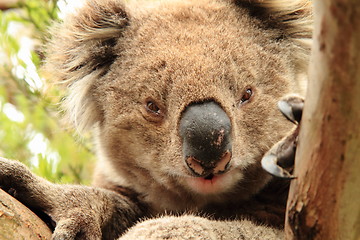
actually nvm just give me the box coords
[203,173,214,180]
[185,171,235,195]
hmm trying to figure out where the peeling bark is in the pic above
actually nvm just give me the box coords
[285,1,360,240]
[0,189,52,240]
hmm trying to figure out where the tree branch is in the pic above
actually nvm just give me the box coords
[285,1,360,239]
[0,189,52,239]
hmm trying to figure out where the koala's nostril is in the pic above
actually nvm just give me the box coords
[185,157,206,176]
[180,101,232,175]
[213,151,231,174]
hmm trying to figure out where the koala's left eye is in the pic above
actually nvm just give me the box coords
[143,98,165,123]
[240,88,253,104]
[146,101,161,114]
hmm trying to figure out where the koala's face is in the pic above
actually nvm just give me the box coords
[91,1,299,201]
[48,0,310,209]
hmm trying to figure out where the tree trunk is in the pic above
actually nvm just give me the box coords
[0,189,52,240]
[285,1,360,240]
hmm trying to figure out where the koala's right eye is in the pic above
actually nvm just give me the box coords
[239,88,253,105]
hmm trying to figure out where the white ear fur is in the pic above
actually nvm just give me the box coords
[63,70,103,133]
[242,0,312,39]
[264,0,313,90]
[236,0,313,71]
[258,0,313,66]
[45,0,129,133]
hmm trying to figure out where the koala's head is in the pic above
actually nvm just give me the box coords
[46,0,312,206]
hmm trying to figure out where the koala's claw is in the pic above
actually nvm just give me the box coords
[261,129,298,179]
[262,95,304,179]
[261,126,298,179]
[277,95,304,124]
[261,154,295,179]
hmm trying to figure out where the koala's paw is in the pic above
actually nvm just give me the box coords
[0,157,33,188]
[51,208,102,240]
[261,95,304,179]
[119,215,216,240]
[0,157,52,204]
[0,158,104,239]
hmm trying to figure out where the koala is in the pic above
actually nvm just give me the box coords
[0,0,312,239]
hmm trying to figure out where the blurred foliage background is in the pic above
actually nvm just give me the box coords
[0,0,94,184]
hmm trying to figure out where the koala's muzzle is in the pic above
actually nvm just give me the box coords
[179,101,232,177]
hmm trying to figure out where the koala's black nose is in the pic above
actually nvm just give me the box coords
[179,101,232,177]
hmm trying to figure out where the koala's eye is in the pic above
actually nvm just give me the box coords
[240,88,253,104]
[143,98,165,123]
[146,100,161,114]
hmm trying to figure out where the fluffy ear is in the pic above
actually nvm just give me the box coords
[235,0,313,71]
[45,0,129,133]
